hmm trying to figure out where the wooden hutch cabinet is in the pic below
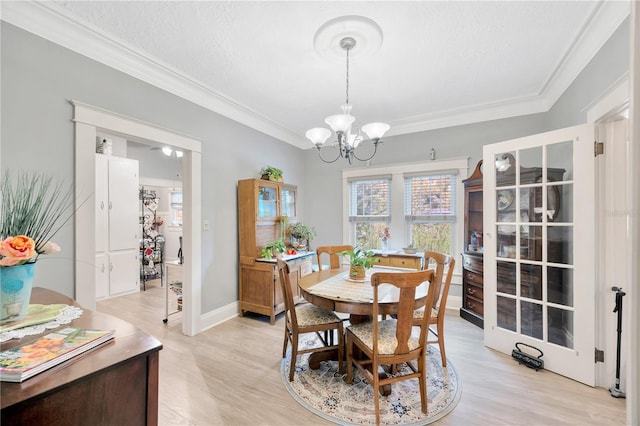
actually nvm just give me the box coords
[460,161,485,328]
[237,178,313,324]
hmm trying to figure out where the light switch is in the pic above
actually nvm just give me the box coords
[203,220,209,231]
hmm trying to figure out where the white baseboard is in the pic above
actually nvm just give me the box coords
[199,301,239,332]
[446,295,462,311]
[199,295,463,333]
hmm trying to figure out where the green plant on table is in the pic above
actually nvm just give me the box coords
[338,247,378,274]
[260,238,287,260]
[288,222,316,242]
[0,171,75,266]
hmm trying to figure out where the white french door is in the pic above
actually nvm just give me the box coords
[483,123,596,386]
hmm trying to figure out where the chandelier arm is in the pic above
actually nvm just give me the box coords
[316,146,343,164]
[351,140,382,162]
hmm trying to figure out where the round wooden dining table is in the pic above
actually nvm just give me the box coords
[298,265,430,321]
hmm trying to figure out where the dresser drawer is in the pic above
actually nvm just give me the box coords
[462,254,483,274]
[388,257,421,269]
[375,256,391,267]
[464,296,484,316]
[464,269,483,286]
[464,283,483,299]
[373,254,421,270]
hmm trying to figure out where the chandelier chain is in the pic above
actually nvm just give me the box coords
[345,46,350,105]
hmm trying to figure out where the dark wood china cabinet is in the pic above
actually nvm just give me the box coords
[460,155,565,329]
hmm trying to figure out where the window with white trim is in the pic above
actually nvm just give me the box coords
[343,159,467,260]
[404,172,457,254]
[348,176,391,249]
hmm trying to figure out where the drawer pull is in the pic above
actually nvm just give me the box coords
[468,302,476,309]
[467,288,475,295]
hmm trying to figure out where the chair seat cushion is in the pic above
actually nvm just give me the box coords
[295,304,341,326]
[412,307,438,320]
[348,319,420,355]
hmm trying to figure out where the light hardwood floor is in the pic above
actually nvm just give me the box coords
[98,276,626,425]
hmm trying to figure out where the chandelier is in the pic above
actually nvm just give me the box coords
[306,36,390,164]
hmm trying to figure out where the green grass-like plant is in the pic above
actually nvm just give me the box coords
[1,171,75,259]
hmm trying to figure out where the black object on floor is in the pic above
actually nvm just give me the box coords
[511,342,544,371]
[609,286,626,399]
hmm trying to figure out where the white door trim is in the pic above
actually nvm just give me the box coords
[72,101,202,336]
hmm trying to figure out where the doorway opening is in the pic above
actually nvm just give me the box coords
[72,101,202,336]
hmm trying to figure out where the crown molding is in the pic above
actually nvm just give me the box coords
[387,94,549,136]
[1,1,630,147]
[537,0,631,110]
[387,0,630,136]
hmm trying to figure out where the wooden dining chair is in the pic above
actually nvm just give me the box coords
[316,245,353,270]
[345,269,437,425]
[277,259,344,382]
[413,251,455,367]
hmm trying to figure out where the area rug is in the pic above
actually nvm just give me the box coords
[281,335,462,425]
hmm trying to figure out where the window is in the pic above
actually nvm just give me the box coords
[170,191,183,226]
[404,172,457,254]
[343,159,466,260]
[348,176,391,249]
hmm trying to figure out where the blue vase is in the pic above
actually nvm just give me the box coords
[0,263,35,324]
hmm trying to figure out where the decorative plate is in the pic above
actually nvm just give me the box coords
[497,189,514,210]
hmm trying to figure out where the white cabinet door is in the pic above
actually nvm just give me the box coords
[95,155,108,253]
[95,155,140,300]
[109,251,139,296]
[108,157,139,251]
[95,254,108,300]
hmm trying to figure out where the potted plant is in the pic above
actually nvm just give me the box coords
[259,166,283,182]
[288,222,316,250]
[402,243,418,254]
[260,238,287,260]
[338,247,379,279]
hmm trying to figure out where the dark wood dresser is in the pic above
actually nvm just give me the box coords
[1,287,163,426]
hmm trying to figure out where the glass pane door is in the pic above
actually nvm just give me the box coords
[483,124,595,386]
[257,184,278,219]
[280,185,297,219]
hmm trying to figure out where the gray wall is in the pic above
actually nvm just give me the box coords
[0,22,307,311]
[1,16,629,313]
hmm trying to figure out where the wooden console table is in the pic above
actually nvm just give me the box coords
[1,287,163,426]
[372,251,424,270]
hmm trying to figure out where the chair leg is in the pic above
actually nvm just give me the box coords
[373,364,381,425]
[345,334,353,384]
[438,322,447,368]
[282,327,289,359]
[337,325,344,374]
[418,352,428,415]
[289,332,299,382]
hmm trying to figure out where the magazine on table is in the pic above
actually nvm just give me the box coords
[0,326,115,382]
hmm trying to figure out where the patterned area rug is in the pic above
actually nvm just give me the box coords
[281,335,462,425]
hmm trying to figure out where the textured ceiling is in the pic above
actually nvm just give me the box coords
[3,1,629,148]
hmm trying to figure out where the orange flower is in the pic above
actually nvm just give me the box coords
[0,235,36,266]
